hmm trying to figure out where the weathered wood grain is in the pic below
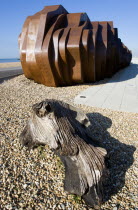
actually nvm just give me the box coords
[20,99,108,208]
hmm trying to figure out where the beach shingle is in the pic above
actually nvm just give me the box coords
[0,75,138,209]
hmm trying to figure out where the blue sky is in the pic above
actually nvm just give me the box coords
[0,0,138,58]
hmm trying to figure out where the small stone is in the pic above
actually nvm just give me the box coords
[61,204,66,209]
[112,204,116,207]
[53,204,56,209]
[113,207,118,210]
[23,184,27,189]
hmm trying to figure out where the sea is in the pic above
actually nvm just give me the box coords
[0,58,20,63]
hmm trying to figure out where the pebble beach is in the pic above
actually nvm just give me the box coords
[0,67,138,209]
[0,62,21,68]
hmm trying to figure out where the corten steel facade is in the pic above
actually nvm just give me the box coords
[19,5,132,87]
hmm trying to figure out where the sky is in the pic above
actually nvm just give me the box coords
[0,0,138,58]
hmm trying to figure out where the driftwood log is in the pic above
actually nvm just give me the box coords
[20,99,108,207]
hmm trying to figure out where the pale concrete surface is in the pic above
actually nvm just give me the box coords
[0,66,23,79]
[74,58,138,113]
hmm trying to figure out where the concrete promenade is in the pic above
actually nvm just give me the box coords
[74,58,138,113]
[0,66,23,79]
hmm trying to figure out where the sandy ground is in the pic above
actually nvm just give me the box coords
[0,62,21,68]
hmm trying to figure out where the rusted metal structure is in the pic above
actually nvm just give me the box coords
[19,5,132,87]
